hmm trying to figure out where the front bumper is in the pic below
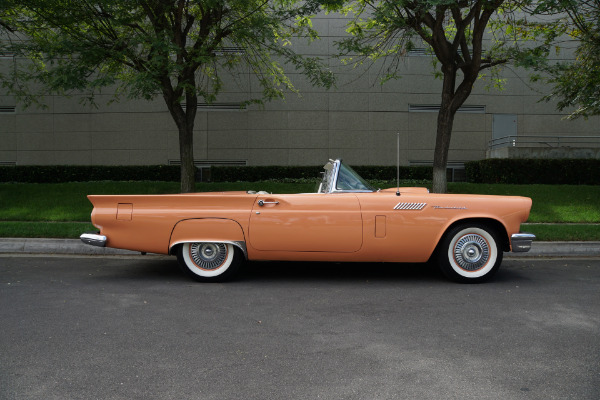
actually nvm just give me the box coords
[80,232,107,247]
[511,233,536,252]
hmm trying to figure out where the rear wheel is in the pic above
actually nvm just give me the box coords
[438,224,503,283]
[176,242,243,282]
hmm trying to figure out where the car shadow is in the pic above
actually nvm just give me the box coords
[91,257,187,283]
[238,260,445,284]
[94,257,531,285]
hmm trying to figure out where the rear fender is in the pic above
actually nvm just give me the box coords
[169,218,247,258]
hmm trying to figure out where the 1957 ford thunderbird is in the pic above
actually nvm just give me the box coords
[81,159,535,283]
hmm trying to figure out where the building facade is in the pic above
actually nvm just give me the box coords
[1,14,599,172]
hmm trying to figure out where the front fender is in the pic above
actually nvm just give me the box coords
[169,218,247,258]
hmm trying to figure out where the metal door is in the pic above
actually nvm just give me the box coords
[249,194,363,253]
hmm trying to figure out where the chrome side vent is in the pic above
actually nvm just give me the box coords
[393,202,427,211]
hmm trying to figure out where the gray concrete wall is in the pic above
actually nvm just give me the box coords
[1,13,599,167]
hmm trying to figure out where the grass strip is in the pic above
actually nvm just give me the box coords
[2,181,599,240]
[0,221,96,239]
[449,183,600,223]
[0,181,317,222]
[521,224,600,242]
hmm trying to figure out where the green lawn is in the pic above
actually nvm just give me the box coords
[1,181,599,241]
[448,183,600,223]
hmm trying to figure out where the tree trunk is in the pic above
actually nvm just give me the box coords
[432,62,477,193]
[168,109,196,193]
[162,80,198,194]
[432,65,457,194]
[178,123,195,193]
[432,107,454,194]
[179,88,199,193]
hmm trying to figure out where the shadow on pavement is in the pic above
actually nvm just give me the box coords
[90,257,532,285]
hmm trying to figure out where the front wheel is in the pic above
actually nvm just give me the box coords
[437,224,503,283]
[176,242,243,282]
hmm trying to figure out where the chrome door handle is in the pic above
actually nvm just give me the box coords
[257,200,279,206]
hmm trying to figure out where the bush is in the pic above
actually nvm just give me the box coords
[465,159,600,185]
[0,164,433,183]
[210,165,323,182]
[209,165,433,182]
[0,165,182,183]
[352,165,432,181]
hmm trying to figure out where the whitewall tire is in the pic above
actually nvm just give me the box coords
[176,242,242,282]
[438,224,503,283]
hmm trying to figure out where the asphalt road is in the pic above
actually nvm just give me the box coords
[1,256,599,400]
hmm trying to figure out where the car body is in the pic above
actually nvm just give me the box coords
[81,159,535,283]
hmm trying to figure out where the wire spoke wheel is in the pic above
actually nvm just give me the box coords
[453,233,490,271]
[438,224,502,283]
[189,243,228,270]
[177,242,243,282]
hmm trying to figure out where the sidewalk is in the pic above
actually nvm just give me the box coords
[0,238,599,258]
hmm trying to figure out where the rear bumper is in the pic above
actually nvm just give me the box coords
[80,232,107,247]
[511,233,536,252]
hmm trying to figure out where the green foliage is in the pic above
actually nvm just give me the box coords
[521,224,600,241]
[211,165,322,182]
[0,164,432,184]
[0,0,334,107]
[449,182,600,223]
[514,0,600,118]
[210,165,432,182]
[465,158,600,185]
[0,1,335,192]
[326,0,534,85]
[323,0,549,193]
[0,221,96,239]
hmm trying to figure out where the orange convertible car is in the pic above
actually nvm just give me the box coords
[81,159,535,283]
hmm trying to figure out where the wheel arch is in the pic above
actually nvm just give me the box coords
[433,217,510,257]
[168,218,248,258]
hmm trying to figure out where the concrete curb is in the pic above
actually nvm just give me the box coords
[504,241,600,258]
[0,238,142,256]
[0,238,599,258]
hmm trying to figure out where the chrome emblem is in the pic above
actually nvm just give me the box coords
[393,202,426,210]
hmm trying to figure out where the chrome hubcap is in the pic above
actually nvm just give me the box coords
[189,243,227,270]
[454,234,489,271]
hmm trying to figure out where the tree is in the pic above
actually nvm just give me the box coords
[0,0,334,192]
[522,0,600,118]
[327,0,534,193]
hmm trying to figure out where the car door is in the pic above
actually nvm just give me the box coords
[249,193,363,253]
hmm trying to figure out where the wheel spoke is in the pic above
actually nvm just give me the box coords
[453,234,490,271]
[189,243,228,270]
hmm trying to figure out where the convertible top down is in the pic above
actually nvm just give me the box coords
[81,159,535,283]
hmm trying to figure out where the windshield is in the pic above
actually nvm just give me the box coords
[317,160,375,193]
[336,162,375,192]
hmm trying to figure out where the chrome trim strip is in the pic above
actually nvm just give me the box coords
[170,240,248,259]
[511,233,536,253]
[330,189,374,194]
[330,159,341,194]
[80,233,107,247]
